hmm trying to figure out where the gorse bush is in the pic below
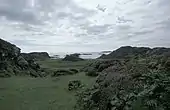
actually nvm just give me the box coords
[68,80,83,91]
[75,57,170,110]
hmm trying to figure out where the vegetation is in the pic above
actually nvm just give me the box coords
[68,80,83,91]
[0,59,96,110]
[37,59,92,69]
[0,73,95,110]
[75,57,170,110]
[52,69,78,77]
[1,38,170,110]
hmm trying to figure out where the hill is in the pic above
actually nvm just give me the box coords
[99,46,170,59]
[21,52,50,60]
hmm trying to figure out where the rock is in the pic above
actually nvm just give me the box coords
[0,38,46,77]
[0,38,21,60]
[0,61,8,70]
[29,60,40,71]
[17,56,29,69]
[0,70,11,78]
[63,53,84,61]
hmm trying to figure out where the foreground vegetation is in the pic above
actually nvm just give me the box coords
[0,59,96,110]
[75,56,170,110]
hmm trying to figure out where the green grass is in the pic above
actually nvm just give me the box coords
[0,59,96,110]
[37,59,94,69]
[0,73,95,110]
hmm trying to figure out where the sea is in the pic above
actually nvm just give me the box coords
[50,51,111,59]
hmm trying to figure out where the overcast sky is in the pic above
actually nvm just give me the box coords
[0,0,170,53]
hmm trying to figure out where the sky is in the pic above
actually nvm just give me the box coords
[0,0,170,53]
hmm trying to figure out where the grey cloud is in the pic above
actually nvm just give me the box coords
[155,18,170,29]
[117,16,133,23]
[0,0,96,25]
[1,0,170,53]
[133,30,154,36]
[10,39,36,46]
[56,12,85,21]
[83,24,112,35]
[0,0,41,24]
[115,24,132,30]
[0,9,40,24]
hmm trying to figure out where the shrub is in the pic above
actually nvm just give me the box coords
[52,69,77,77]
[75,58,170,110]
[68,80,82,91]
[85,67,98,77]
[69,68,79,74]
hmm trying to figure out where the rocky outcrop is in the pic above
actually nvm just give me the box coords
[0,38,45,77]
[99,46,170,59]
[21,52,50,60]
[0,39,20,60]
[63,53,84,61]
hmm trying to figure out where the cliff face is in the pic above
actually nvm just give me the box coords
[0,39,20,60]
[99,46,170,59]
[0,38,45,77]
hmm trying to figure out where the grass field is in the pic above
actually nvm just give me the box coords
[0,59,96,110]
[37,59,94,69]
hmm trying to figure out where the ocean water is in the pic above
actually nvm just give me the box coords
[50,52,111,59]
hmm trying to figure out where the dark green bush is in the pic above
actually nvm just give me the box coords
[75,57,170,110]
[52,69,77,77]
[69,68,79,74]
[68,80,82,91]
[85,67,98,77]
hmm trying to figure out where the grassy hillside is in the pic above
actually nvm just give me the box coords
[0,59,96,110]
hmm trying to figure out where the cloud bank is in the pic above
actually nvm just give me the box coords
[0,0,170,53]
